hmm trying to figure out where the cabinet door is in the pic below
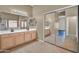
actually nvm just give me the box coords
[31,31,37,40]
[15,33,25,45]
[1,36,15,49]
[25,32,32,42]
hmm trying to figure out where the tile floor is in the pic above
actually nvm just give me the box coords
[10,41,71,53]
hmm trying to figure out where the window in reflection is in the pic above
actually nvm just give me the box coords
[8,20,18,29]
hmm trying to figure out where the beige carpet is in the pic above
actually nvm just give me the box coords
[10,41,71,53]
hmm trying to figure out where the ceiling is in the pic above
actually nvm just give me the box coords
[32,5,70,15]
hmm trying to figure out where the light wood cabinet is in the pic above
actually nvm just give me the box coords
[0,34,15,49]
[31,31,37,40]
[15,32,25,45]
[25,31,37,42]
[0,32,25,50]
[0,30,37,50]
[25,32,32,42]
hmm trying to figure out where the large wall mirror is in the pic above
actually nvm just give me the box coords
[0,12,37,31]
[43,12,56,44]
[20,20,27,29]
[18,16,28,29]
[8,20,18,29]
[0,15,8,30]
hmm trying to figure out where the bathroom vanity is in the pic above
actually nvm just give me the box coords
[0,11,38,50]
[0,29,37,50]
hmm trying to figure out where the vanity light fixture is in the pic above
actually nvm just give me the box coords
[10,9,28,16]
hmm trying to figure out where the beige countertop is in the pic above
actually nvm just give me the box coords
[0,27,50,35]
[0,29,36,35]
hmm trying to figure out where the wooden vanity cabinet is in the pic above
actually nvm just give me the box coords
[0,32,25,50]
[25,32,32,43]
[0,34,16,50]
[15,32,25,45]
[31,31,37,40]
[0,30,37,50]
[25,31,37,43]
